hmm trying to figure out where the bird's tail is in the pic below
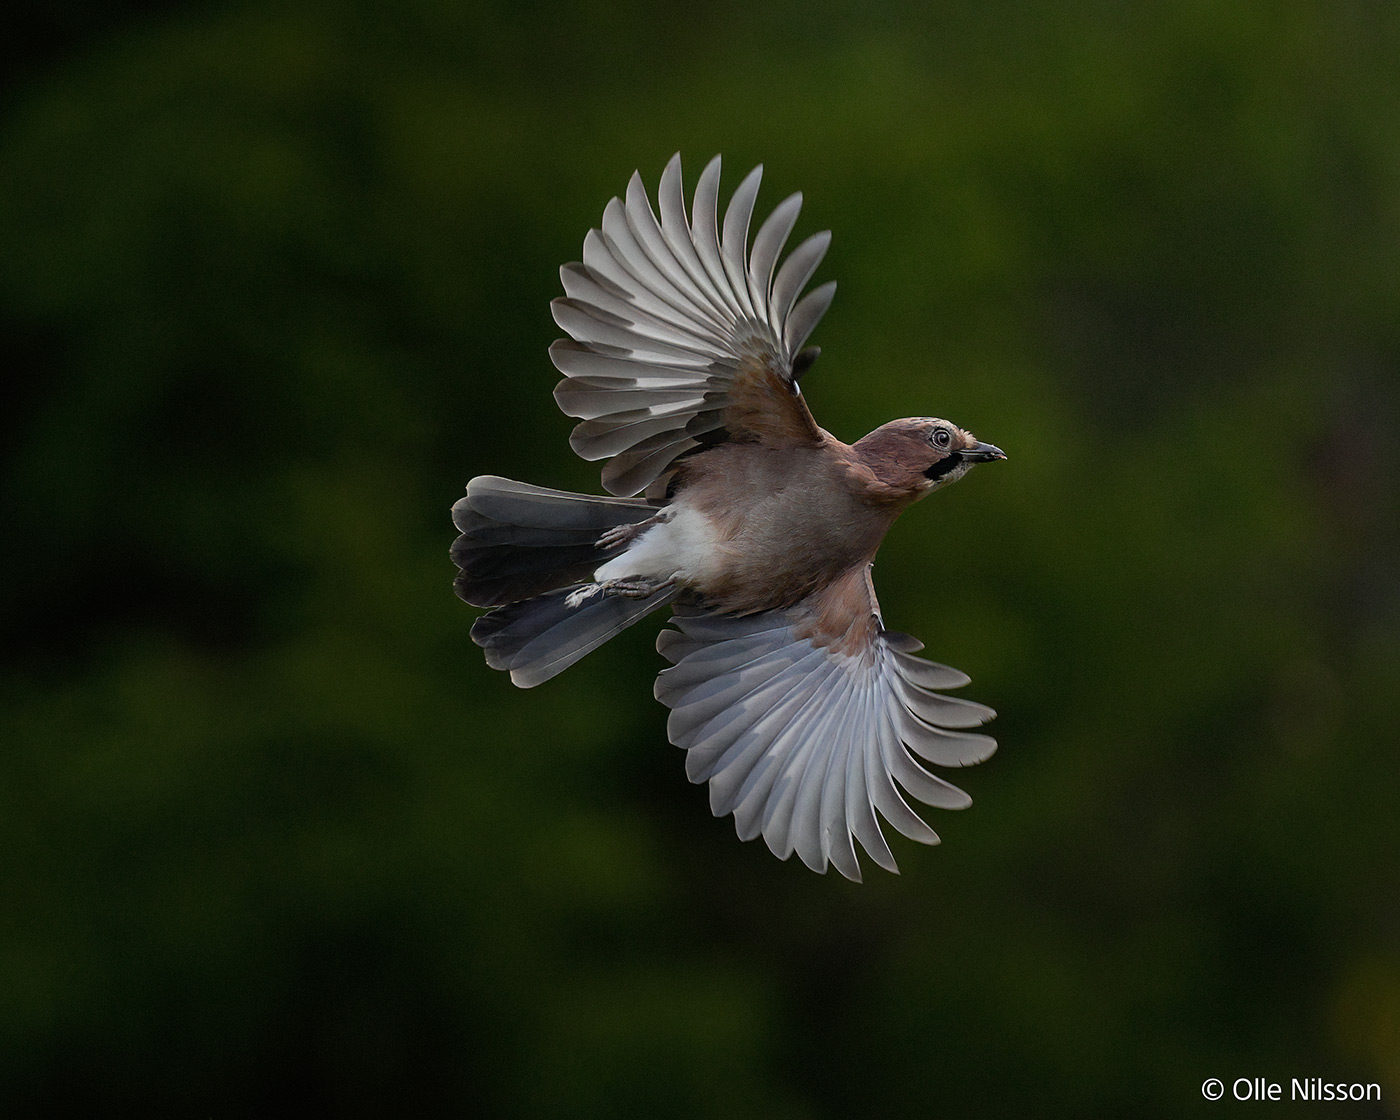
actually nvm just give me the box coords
[471,583,679,688]
[452,476,677,687]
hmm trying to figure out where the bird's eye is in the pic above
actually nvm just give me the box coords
[932,428,952,448]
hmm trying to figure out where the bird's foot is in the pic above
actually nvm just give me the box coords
[564,576,673,608]
[596,510,670,551]
[564,583,603,609]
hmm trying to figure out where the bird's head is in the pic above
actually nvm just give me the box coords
[852,417,1006,502]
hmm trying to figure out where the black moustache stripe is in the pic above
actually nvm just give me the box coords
[923,452,963,481]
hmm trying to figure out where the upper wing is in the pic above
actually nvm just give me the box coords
[550,153,838,496]
[653,568,997,881]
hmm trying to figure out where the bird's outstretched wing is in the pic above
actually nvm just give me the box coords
[654,568,997,881]
[551,153,838,496]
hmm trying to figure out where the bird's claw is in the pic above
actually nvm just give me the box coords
[595,523,636,550]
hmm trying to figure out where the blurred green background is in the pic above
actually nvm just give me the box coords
[2,0,1397,1114]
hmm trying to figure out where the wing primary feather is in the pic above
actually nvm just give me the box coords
[784,280,838,354]
[656,156,737,325]
[730,659,840,842]
[868,687,942,845]
[882,631,924,653]
[654,627,798,707]
[690,672,815,789]
[892,649,972,689]
[574,291,724,356]
[561,259,720,344]
[576,411,725,466]
[674,649,823,762]
[771,231,832,328]
[813,669,866,880]
[897,705,999,767]
[847,674,898,873]
[720,164,763,321]
[878,687,972,811]
[599,203,722,334]
[667,644,822,744]
[896,677,997,728]
[761,658,860,862]
[824,702,870,882]
[554,383,712,421]
[791,666,859,871]
[569,404,714,460]
[623,172,733,336]
[699,653,834,798]
[600,197,705,325]
[655,629,702,663]
[581,228,695,327]
[747,192,802,331]
[656,154,735,322]
[552,299,715,363]
[692,156,745,320]
[549,338,719,380]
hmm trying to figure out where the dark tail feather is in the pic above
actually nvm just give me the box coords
[451,475,658,608]
[472,584,679,688]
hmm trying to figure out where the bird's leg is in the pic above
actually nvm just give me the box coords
[595,509,671,551]
[601,576,675,600]
[573,509,676,606]
[565,575,674,608]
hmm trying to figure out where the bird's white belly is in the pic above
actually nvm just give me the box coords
[593,505,721,587]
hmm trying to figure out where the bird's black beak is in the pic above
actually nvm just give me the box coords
[963,441,1007,463]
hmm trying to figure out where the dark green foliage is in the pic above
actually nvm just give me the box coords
[2,0,1397,1114]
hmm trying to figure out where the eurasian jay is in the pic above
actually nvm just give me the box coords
[453,154,1006,880]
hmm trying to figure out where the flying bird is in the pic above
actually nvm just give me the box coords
[452,154,1006,880]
